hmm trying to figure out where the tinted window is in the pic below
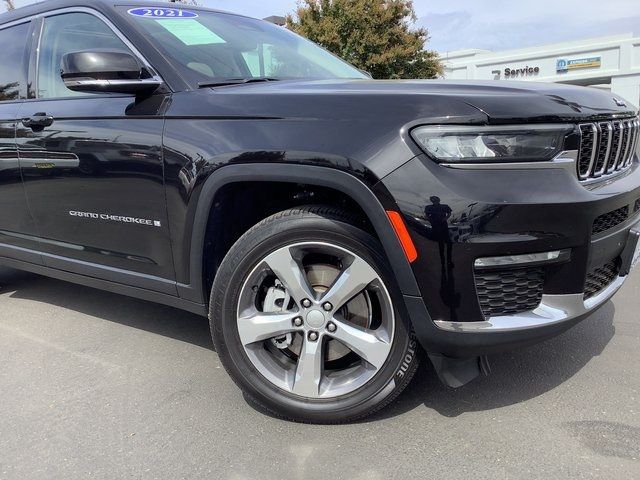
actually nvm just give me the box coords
[0,22,29,102]
[37,13,133,99]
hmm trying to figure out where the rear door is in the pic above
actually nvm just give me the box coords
[0,20,42,260]
[16,10,175,292]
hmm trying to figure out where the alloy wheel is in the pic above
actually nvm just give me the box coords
[236,242,395,399]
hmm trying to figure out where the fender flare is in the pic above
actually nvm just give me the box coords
[180,163,421,304]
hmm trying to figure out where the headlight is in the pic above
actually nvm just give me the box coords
[410,125,570,163]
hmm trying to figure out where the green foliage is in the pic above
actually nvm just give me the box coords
[286,0,443,79]
[0,82,19,101]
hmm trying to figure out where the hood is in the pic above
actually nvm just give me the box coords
[171,79,637,125]
[431,80,638,123]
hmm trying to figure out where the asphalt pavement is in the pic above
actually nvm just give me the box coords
[0,266,638,479]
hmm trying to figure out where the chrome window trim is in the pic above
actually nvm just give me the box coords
[0,17,32,31]
[27,6,165,100]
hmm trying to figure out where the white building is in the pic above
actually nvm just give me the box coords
[442,33,640,108]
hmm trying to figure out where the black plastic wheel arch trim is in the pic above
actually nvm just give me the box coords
[181,164,422,304]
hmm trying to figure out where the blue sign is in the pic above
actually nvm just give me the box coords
[556,56,601,73]
[556,59,568,73]
[127,8,198,19]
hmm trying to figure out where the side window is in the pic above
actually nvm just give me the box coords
[37,13,134,99]
[0,22,30,102]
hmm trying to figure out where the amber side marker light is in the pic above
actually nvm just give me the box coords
[386,210,418,263]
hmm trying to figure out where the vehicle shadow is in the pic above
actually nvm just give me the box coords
[373,301,616,420]
[0,267,214,351]
[0,267,616,420]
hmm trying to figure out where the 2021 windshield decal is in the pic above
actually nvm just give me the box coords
[127,8,198,19]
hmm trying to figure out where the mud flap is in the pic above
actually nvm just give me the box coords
[428,353,491,388]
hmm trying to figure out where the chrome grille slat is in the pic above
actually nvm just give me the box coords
[593,122,612,176]
[621,120,633,169]
[578,124,597,179]
[626,119,639,168]
[614,121,627,170]
[607,121,622,174]
[578,116,638,182]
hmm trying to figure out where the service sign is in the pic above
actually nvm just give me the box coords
[556,56,601,73]
[128,8,198,18]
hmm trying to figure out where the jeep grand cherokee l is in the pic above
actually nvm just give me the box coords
[0,1,639,423]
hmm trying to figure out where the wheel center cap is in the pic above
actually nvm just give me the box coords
[306,309,326,328]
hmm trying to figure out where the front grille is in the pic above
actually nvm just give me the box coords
[592,205,629,235]
[578,117,639,181]
[584,259,620,299]
[475,267,544,318]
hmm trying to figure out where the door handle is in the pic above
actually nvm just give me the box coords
[22,112,54,131]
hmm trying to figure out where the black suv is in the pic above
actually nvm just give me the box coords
[1,1,639,423]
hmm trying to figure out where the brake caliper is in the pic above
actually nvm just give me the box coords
[264,280,293,349]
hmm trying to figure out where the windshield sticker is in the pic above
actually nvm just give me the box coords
[128,8,198,19]
[155,19,226,46]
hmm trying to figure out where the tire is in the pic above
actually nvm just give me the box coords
[209,206,419,423]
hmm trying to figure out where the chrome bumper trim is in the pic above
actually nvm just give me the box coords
[434,275,626,333]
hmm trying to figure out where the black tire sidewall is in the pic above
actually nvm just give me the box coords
[210,210,419,422]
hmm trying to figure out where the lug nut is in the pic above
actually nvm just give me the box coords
[326,322,337,333]
[301,298,312,308]
[293,317,303,327]
[322,302,333,311]
[308,331,319,342]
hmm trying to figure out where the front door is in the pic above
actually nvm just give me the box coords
[16,11,175,292]
[0,20,41,258]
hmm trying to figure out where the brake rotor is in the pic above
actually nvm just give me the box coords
[288,263,372,362]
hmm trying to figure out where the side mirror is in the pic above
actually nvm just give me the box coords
[61,50,161,95]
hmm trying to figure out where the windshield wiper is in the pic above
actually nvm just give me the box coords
[198,77,280,88]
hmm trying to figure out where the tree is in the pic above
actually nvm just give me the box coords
[286,0,442,80]
[0,81,19,101]
[4,0,15,11]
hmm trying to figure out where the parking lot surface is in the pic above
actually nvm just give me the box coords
[0,266,638,479]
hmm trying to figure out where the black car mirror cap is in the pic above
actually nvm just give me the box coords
[61,50,162,95]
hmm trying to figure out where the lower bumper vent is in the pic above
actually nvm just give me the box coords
[584,259,620,300]
[592,206,629,235]
[475,267,544,318]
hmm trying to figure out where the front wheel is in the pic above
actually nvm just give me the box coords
[210,206,419,423]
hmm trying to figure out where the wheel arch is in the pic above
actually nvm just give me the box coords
[180,164,421,305]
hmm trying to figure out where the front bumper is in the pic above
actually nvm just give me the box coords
[383,152,640,357]
[434,263,627,333]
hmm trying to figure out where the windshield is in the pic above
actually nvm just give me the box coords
[120,7,367,84]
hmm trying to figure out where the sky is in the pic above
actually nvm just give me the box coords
[3,0,640,54]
